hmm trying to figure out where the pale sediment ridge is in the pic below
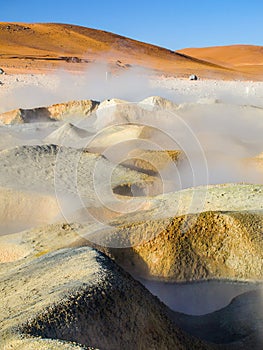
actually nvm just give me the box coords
[0,246,212,350]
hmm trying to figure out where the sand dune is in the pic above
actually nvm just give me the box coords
[178,45,263,73]
[0,22,260,79]
[44,122,93,147]
[0,99,99,124]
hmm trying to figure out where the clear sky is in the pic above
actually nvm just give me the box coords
[1,0,262,50]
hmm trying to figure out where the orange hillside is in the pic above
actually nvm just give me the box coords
[0,22,262,80]
[178,45,263,77]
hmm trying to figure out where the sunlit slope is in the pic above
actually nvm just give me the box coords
[178,45,263,77]
[0,22,256,79]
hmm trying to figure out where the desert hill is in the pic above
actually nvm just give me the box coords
[178,45,263,76]
[0,22,261,79]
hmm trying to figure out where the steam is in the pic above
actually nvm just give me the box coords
[0,63,263,239]
[140,279,262,315]
[1,62,263,189]
[0,63,161,113]
[1,64,263,350]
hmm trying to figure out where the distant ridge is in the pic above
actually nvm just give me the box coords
[178,44,263,76]
[0,22,262,79]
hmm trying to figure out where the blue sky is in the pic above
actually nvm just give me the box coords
[1,0,262,50]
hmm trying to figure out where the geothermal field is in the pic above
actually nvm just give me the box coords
[0,23,263,349]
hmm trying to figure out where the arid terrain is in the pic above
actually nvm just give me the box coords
[0,22,263,349]
[1,22,263,80]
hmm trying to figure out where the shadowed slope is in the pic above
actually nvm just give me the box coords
[90,211,263,282]
[0,246,213,350]
[171,288,263,349]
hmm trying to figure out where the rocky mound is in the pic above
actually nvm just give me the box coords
[44,122,93,148]
[0,145,159,199]
[139,96,178,111]
[116,183,263,221]
[0,99,99,124]
[61,183,263,247]
[88,210,263,282]
[93,99,152,130]
[85,124,157,152]
[0,144,164,234]
[93,97,184,135]
[0,246,212,350]
[120,149,183,176]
